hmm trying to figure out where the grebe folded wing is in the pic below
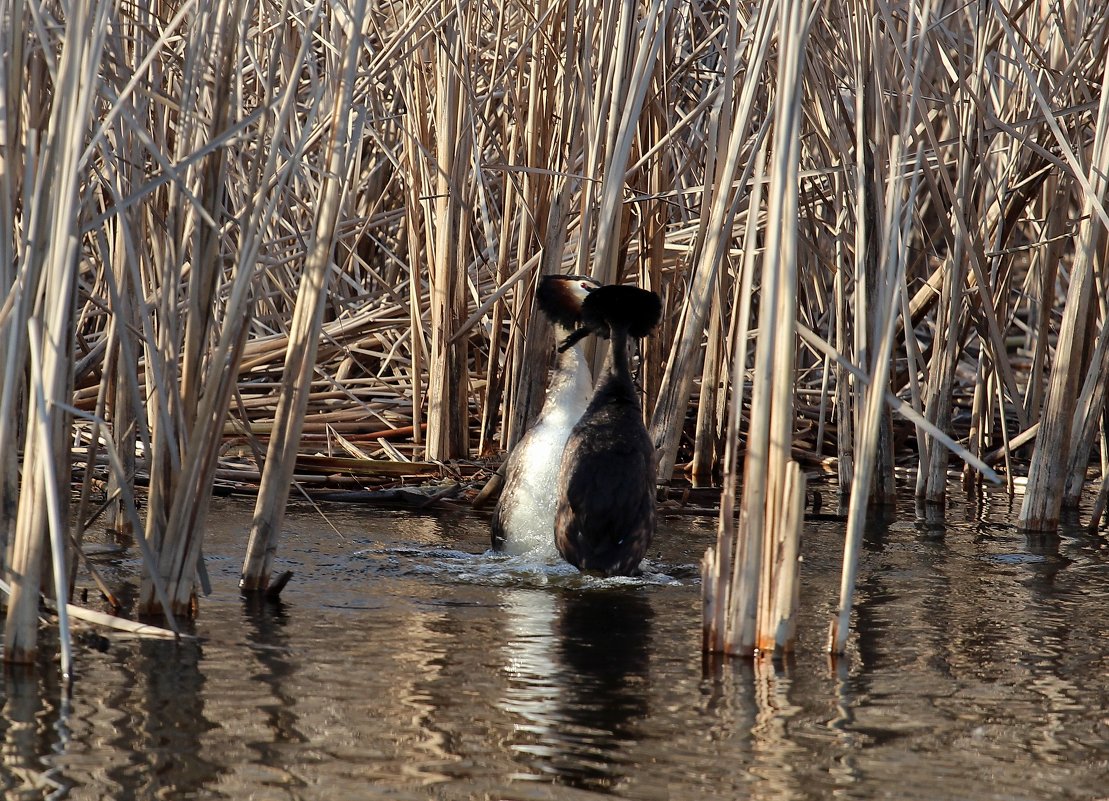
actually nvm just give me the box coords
[556,431,656,575]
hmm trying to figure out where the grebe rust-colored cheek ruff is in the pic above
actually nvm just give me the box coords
[534,273,601,330]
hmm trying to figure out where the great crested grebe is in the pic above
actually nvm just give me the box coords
[554,285,662,576]
[491,274,601,554]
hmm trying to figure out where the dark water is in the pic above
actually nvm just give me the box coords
[2,488,1108,800]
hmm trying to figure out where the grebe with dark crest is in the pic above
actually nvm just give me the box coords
[554,285,662,576]
[491,275,601,554]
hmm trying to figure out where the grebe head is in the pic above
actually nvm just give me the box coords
[557,285,662,351]
[536,274,602,331]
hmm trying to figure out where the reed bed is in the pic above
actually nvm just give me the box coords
[0,0,1107,664]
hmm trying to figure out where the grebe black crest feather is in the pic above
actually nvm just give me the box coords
[581,285,663,337]
[559,285,662,351]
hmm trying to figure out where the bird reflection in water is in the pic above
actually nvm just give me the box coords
[499,587,653,791]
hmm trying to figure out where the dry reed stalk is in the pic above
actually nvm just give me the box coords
[86,193,154,540]
[507,10,560,440]
[691,290,724,481]
[27,319,74,678]
[476,148,519,455]
[241,0,367,593]
[0,0,29,569]
[59,402,179,631]
[1019,54,1109,530]
[702,132,766,656]
[709,0,810,658]
[592,0,675,287]
[651,0,775,482]
[3,0,107,664]
[1088,417,1109,532]
[916,8,980,504]
[848,5,896,504]
[826,0,998,647]
[104,204,138,540]
[798,323,999,480]
[423,0,469,461]
[1063,308,1109,508]
[637,46,673,418]
[69,297,115,590]
[134,0,248,616]
[829,125,912,654]
[1022,176,1064,422]
[769,461,804,651]
[136,0,340,614]
[572,0,619,278]
[832,165,854,494]
[753,0,808,656]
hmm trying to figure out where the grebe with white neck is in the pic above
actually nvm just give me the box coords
[491,275,601,555]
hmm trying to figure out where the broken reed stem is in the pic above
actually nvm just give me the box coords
[702,129,768,656]
[716,0,809,659]
[754,0,808,657]
[0,577,182,640]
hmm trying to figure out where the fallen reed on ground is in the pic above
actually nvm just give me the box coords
[0,0,1107,663]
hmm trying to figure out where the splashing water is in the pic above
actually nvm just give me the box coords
[351,541,685,588]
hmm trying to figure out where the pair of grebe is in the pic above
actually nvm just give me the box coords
[491,275,662,576]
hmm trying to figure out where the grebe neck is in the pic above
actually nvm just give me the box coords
[597,326,638,400]
[539,327,593,421]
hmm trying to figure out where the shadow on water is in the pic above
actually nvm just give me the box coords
[499,587,653,792]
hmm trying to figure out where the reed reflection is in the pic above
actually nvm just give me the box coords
[1,667,60,800]
[240,595,307,750]
[499,586,653,791]
[125,638,222,799]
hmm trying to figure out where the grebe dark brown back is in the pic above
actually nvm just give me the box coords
[491,275,600,554]
[554,285,662,576]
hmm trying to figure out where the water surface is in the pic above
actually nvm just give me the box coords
[2,487,1107,800]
